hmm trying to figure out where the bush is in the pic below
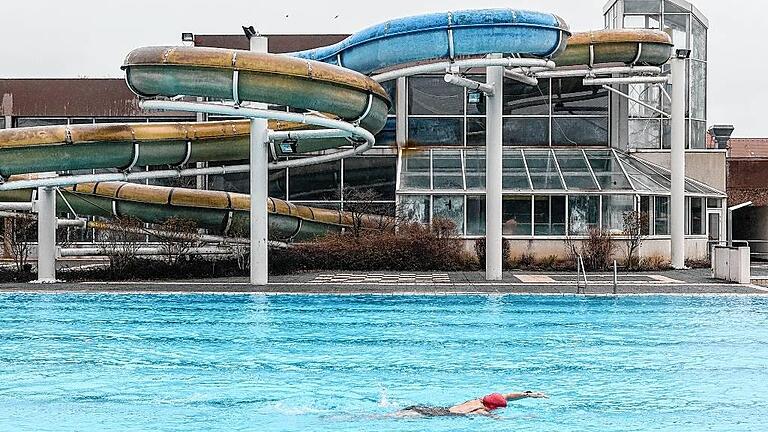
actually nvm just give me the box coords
[582,228,615,271]
[269,220,478,274]
[474,238,511,269]
[98,217,144,274]
[638,254,672,271]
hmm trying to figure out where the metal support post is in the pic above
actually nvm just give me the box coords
[485,54,504,281]
[670,57,686,269]
[249,35,269,286]
[396,77,407,146]
[35,186,57,283]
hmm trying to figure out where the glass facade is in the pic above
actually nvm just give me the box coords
[406,74,609,148]
[609,0,708,150]
[397,147,723,237]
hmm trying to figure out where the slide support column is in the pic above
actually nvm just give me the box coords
[36,185,57,283]
[250,35,270,286]
[670,56,686,269]
[486,54,504,281]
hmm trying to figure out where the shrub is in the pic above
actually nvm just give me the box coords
[98,216,144,274]
[638,254,671,271]
[269,220,478,274]
[474,238,511,269]
[582,228,615,271]
[155,217,199,265]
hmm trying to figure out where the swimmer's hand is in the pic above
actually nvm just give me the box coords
[522,391,548,399]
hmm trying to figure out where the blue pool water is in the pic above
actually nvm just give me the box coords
[1,294,767,432]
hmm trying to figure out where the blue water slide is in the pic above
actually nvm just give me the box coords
[290,9,570,75]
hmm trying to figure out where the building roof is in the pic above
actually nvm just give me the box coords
[602,0,709,27]
[193,34,349,52]
[728,138,768,159]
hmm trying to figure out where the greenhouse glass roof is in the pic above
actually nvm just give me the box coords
[398,148,725,196]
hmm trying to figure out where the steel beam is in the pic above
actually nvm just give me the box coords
[486,54,504,281]
[670,57,686,269]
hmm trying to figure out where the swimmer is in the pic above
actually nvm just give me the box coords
[396,391,548,418]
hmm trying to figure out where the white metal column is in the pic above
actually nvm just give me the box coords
[670,57,686,269]
[486,54,504,281]
[396,76,407,145]
[249,35,270,286]
[35,186,57,282]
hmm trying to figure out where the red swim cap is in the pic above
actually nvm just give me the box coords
[481,393,508,410]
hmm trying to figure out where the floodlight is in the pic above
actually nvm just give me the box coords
[280,138,298,154]
[242,25,257,39]
[675,49,691,59]
[181,32,194,42]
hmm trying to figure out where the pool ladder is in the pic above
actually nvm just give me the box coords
[576,256,619,295]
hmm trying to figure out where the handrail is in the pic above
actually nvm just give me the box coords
[576,254,588,294]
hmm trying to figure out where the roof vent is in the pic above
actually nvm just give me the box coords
[708,125,735,149]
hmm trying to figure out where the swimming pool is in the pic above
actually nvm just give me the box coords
[1,293,766,431]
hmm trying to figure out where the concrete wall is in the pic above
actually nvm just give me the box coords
[464,237,710,263]
[634,150,726,192]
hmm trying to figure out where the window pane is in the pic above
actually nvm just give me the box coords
[690,60,706,120]
[690,120,707,150]
[375,117,396,147]
[343,157,396,200]
[691,17,707,60]
[0,117,4,129]
[629,119,661,149]
[587,151,632,190]
[467,196,486,235]
[503,118,548,146]
[400,195,430,224]
[569,196,599,235]
[15,118,67,127]
[534,195,566,236]
[503,196,532,235]
[525,150,564,190]
[625,0,661,13]
[556,150,599,190]
[503,79,550,115]
[552,117,609,146]
[689,197,704,235]
[288,160,341,201]
[467,118,486,146]
[380,80,397,115]
[432,150,464,190]
[408,76,463,115]
[707,198,722,209]
[503,150,530,190]
[664,14,689,51]
[664,1,689,13]
[400,151,430,190]
[408,118,463,146]
[552,78,608,115]
[629,84,662,118]
[465,148,486,190]
[655,196,670,235]
[433,195,464,234]
[640,196,651,235]
[602,195,635,232]
[624,14,661,29]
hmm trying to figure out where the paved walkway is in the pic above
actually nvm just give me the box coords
[1,269,766,295]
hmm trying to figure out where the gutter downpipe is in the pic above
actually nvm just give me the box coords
[249,35,270,286]
[486,54,504,281]
[670,56,686,269]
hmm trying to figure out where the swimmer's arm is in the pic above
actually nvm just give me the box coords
[504,391,548,400]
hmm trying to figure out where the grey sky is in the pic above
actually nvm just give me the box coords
[0,0,761,136]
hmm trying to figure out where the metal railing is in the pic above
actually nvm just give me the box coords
[576,254,588,294]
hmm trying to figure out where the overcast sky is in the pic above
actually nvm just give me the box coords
[0,0,761,136]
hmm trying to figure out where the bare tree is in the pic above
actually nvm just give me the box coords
[342,187,396,236]
[155,217,199,265]
[226,217,250,271]
[98,217,144,272]
[8,217,37,273]
[622,210,649,270]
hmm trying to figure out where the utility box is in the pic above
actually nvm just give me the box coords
[712,246,751,284]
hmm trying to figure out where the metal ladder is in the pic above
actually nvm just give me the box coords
[576,256,619,295]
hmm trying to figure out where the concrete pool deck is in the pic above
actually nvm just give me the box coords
[1,268,767,295]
